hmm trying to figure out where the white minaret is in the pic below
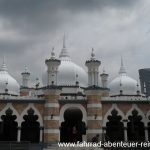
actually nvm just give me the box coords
[21,66,30,88]
[85,48,101,87]
[100,68,109,88]
[45,48,61,86]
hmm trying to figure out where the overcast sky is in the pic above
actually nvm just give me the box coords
[0,0,150,86]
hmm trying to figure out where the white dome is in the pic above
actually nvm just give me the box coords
[109,74,137,95]
[43,43,88,87]
[0,62,20,95]
[109,58,138,96]
[57,58,88,87]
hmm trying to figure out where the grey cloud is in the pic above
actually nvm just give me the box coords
[0,0,147,86]
[0,0,140,35]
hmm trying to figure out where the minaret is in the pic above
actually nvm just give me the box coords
[100,68,109,88]
[43,47,61,146]
[45,48,61,86]
[21,66,30,88]
[85,48,101,87]
[85,49,108,142]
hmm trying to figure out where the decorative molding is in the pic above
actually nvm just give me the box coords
[87,129,102,134]
[87,104,102,108]
[44,116,60,120]
[44,129,59,134]
[45,103,59,108]
[87,116,102,121]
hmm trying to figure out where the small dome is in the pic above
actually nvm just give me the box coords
[109,58,138,96]
[0,62,20,95]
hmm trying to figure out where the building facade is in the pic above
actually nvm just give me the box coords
[0,39,150,149]
[139,68,150,96]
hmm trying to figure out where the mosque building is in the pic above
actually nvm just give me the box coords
[0,37,150,149]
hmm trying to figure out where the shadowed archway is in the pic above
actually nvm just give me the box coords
[127,109,145,141]
[105,109,124,141]
[0,108,18,141]
[21,108,40,143]
[60,107,86,142]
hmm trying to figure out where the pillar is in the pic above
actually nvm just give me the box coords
[85,88,108,141]
[43,87,61,146]
[123,121,128,141]
[17,127,21,142]
[40,127,44,142]
[145,127,149,141]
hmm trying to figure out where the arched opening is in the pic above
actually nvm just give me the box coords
[127,109,145,141]
[60,107,86,142]
[21,108,40,143]
[0,108,18,141]
[105,109,124,141]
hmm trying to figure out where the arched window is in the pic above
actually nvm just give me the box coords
[106,109,124,141]
[0,108,18,141]
[21,108,40,143]
[127,109,145,141]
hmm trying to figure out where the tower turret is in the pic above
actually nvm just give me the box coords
[85,48,101,87]
[21,66,30,88]
[100,68,109,88]
[45,48,61,86]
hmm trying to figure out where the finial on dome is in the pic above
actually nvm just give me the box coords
[51,47,55,59]
[119,56,126,75]
[59,34,70,59]
[24,66,28,72]
[91,48,95,60]
[0,56,8,72]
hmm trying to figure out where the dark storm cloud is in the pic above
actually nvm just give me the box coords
[0,0,140,55]
[0,0,139,35]
[0,0,144,85]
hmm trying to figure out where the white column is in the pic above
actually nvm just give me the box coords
[17,127,21,142]
[145,127,148,141]
[123,122,128,141]
[40,127,43,142]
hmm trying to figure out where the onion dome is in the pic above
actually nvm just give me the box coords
[109,58,138,96]
[0,61,20,95]
[43,36,88,87]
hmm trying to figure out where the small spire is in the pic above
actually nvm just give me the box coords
[91,48,95,60]
[22,66,30,74]
[119,56,126,75]
[59,34,70,59]
[51,47,55,59]
[0,57,8,72]
[25,66,28,72]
